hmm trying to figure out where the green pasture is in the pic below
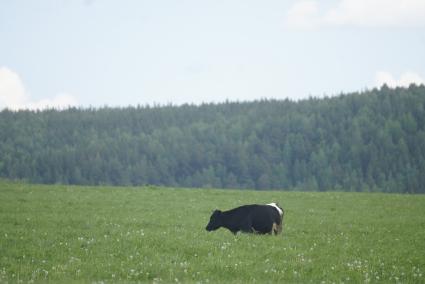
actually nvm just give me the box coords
[0,181,424,283]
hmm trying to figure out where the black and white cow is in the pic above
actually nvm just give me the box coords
[205,203,284,235]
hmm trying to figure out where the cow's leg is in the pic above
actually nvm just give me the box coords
[269,223,277,235]
[275,222,282,235]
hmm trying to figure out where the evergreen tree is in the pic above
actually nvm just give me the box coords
[0,85,424,192]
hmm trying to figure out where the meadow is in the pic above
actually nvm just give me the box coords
[0,180,424,283]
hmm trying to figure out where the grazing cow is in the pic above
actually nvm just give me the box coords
[205,202,284,235]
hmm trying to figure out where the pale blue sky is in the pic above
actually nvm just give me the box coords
[1,0,425,109]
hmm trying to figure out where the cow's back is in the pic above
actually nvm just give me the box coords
[221,205,258,227]
[222,204,282,234]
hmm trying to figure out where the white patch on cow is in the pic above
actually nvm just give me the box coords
[267,202,283,216]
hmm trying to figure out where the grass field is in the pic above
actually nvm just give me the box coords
[0,180,424,283]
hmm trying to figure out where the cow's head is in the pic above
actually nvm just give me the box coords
[205,209,222,231]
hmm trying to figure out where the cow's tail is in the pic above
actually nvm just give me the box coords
[273,208,284,235]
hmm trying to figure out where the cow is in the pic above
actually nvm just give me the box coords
[205,202,284,235]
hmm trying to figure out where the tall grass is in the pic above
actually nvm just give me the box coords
[0,181,424,283]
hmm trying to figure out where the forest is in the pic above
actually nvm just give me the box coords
[0,84,424,193]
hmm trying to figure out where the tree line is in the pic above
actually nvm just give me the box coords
[1,84,424,193]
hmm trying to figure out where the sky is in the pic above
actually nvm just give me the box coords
[1,0,425,110]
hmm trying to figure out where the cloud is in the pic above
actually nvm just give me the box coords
[0,67,29,109]
[375,71,425,88]
[285,1,320,30]
[285,0,425,29]
[24,93,78,110]
[0,67,78,110]
[325,0,425,27]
